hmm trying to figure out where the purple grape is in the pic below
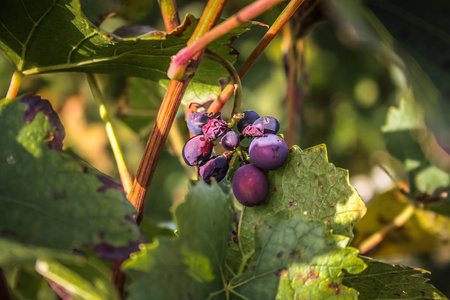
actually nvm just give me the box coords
[249,134,288,170]
[253,116,280,134]
[202,118,229,140]
[237,110,260,133]
[187,112,211,135]
[221,131,240,151]
[198,156,230,184]
[182,135,213,166]
[232,164,269,207]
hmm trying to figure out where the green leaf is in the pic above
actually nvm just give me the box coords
[0,238,119,300]
[226,212,365,299]
[0,95,140,257]
[123,181,233,300]
[382,98,427,171]
[343,256,447,299]
[3,265,58,300]
[239,145,366,255]
[0,0,254,85]
[36,258,119,300]
[160,79,221,108]
[415,165,450,196]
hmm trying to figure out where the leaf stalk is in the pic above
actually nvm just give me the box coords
[86,74,133,195]
[5,71,23,100]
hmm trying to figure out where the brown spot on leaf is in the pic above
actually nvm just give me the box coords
[275,268,288,277]
[330,204,335,209]
[309,269,319,280]
[277,251,284,258]
[290,250,301,259]
[289,199,297,207]
[96,175,126,196]
[318,181,323,188]
[297,162,301,167]
[328,282,341,295]
[273,186,277,192]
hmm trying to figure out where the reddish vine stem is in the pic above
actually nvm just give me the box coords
[158,0,180,30]
[208,0,305,114]
[168,0,288,80]
[127,0,228,224]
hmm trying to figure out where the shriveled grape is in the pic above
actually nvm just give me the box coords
[198,156,229,184]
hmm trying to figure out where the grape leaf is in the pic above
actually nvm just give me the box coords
[3,265,58,300]
[123,181,233,300]
[382,98,427,172]
[223,211,365,299]
[343,256,447,299]
[239,145,366,255]
[0,0,254,85]
[36,258,119,300]
[0,238,119,300]
[0,95,141,258]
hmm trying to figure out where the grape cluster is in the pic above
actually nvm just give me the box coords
[183,110,289,207]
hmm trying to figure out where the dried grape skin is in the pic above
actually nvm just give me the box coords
[198,156,230,184]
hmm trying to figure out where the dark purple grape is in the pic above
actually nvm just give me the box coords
[253,116,280,134]
[182,135,213,166]
[249,134,288,170]
[198,156,230,184]
[232,164,269,207]
[187,112,211,135]
[202,118,229,140]
[237,110,260,133]
[242,124,264,137]
[221,131,240,151]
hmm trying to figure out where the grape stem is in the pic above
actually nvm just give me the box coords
[127,0,228,224]
[111,0,184,292]
[158,0,180,31]
[204,51,242,119]
[167,0,288,81]
[208,0,305,114]
[4,71,23,101]
[86,74,133,195]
